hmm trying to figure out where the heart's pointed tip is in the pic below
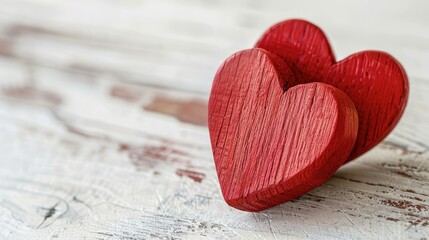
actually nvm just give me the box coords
[224,191,290,212]
[223,198,261,212]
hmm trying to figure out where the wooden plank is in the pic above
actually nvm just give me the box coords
[0,0,428,93]
[0,0,428,239]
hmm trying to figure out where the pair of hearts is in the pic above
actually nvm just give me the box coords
[208,19,408,211]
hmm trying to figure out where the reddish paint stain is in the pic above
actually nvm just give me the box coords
[110,85,142,102]
[377,215,400,224]
[3,86,62,105]
[404,189,416,194]
[395,171,413,178]
[377,213,429,226]
[119,143,190,168]
[119,144,130,152]
[377,210,429,226]
[176,169,205,183]
[381,199,428,211]
[385,217,399,222]
[402,189,429,198]
[400,194,424,202]
[144,96,207,126]
[0,40,14,57]
[405,213,429,226]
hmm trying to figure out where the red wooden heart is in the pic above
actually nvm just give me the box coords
[255,19,409,161]
[208,49,358,211]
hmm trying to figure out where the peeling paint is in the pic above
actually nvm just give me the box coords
[110,85,142,102]
[3,86,63,105]
[381,199,428,211]
[144,96,207,126]
[119,143,190,169]
[176,169,205,183]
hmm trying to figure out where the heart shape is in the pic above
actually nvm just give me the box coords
[208,49,358,211]
[255,19,409,161]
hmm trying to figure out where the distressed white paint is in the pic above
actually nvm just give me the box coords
[0,0,429,239]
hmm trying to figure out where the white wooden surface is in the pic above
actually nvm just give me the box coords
[0,0,429,239]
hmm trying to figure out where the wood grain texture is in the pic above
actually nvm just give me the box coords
[0,0,428,239]
[256,19,409,161]
[209,49,358,211]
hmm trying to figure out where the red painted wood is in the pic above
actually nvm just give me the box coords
[208,49,358,211]
[255,19,409,161]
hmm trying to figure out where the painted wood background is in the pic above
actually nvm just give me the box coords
[0,0,428,239]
